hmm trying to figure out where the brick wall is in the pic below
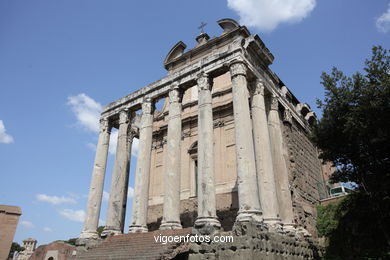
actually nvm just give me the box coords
[0,205,22,260]
[282,118,327,236]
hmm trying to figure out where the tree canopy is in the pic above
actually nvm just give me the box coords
[313,46,390,192]
[312,46,390,259]
[8,242,24,259]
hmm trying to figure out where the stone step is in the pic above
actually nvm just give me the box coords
[76,228,192,260]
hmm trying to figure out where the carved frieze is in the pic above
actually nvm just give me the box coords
[283,109,293,125]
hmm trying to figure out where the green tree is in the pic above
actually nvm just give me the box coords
[97,225,104,237]
[313,46,390,259]
[313,46,390,191]
[63,238,77,246]
[316,200,342,237]
[8,242,24,258]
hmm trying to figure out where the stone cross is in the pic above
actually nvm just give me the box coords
[198,22,207,33]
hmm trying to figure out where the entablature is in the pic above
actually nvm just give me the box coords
[101,18,317,132]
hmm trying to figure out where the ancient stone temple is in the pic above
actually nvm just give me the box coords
[77,19,327,259]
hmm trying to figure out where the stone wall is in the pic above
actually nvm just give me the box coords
[188,222,322,260]
[148,192,239,232]
[146,96,327,237]
[29,241,76,260]
[0,205,21,260]
[282,118,327,236]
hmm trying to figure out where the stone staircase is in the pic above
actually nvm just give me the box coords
[76,228,192,260]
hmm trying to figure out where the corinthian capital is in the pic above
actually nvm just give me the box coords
[270,96,279,111]
[197,72,211,91]
[169,83,182,103]
[118,109,130,125]
[99,118,111,133]
[127,125,138,141]
[142,97,153,115]
[229,60,247,78]
[253,79,265,96]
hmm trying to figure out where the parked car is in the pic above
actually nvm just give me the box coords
[329,185,353,197]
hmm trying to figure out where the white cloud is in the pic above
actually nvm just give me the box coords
[109,129,118,155]
[59,209,85,222]
[86,142,97,151]
[43,227,53,232]
[128,187,134,198]
[103,191,110,201]
[227,0,316,32]
[108,131,139,157]
[21,221,34,228]
[102,187,134,201]
[36,194,77,205]
[0,120,14,144]
[132,138,139,157]
[376,3,390,33]
[67,93,102,133]
[67,93,139,157]
[99,219,105,226]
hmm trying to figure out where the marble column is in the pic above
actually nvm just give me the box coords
[251,80,281,229]
[194,72,221,233]
[160,84,183,230]
[229,61,262,224]
[120,125,136,232]
[80,118,111,239]
[102,110,132,236]
[129,98,154,233]
[268,95,296,231]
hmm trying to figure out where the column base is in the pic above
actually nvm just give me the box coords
[76,237,102,249]
[79,230,99,240]
[236,210,263,224]
[282,223,297,235]
[128,224,148,233]
[194,217,221,235]
[159,220,182,230]
[263,218,284,233]
[101,227,122,237]
[233,217,267,236]
[296,226,312,237]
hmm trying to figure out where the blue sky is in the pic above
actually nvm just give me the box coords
[0,0,389,246]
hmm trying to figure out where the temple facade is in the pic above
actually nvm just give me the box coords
[78,18,327,243]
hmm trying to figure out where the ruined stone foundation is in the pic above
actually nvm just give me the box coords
[188,222,322,260]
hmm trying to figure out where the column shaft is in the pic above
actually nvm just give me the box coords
[129,98,154,233]
[120,128,134,231]
[194,72,221,233]
[80,119,111,239]
[268,96,295,231]
[229,61,262,223]
[251,80,281,227]
[160,85,183,230]
[103,110,132,236]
